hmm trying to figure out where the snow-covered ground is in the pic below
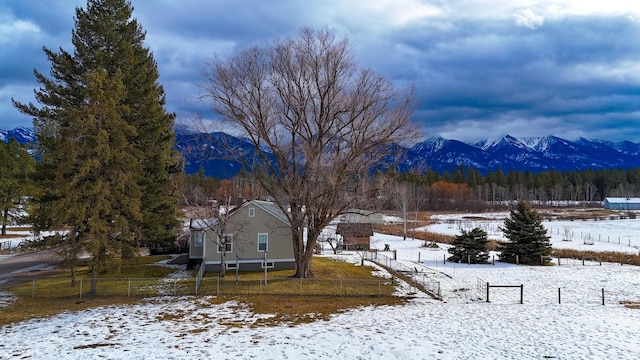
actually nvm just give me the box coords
[426,212,640,254]
[2,215,640,359]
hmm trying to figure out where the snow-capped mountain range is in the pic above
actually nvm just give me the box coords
[0,126,36,144]
[3,127,640,177]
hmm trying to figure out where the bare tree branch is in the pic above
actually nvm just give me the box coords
[202,28,417,277]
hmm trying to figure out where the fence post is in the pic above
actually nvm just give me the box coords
[79,279,82,299]
[520,284,523,304]
[602,288,605,305]
[486,282,490,302]
[393,250,397,260]
[128,278,131,297]
[443,254,446,264]
[516,255,519,265]
[340,279,343,297]
[418,252,420,263]
[558,287,561,304]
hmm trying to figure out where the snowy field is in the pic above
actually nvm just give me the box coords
[2,215,640,359]
[427,212,640,255]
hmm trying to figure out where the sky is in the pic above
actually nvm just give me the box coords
[2,1,640,142]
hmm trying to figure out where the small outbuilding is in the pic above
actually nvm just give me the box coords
[335,223,373,250]
[603,197,640,210]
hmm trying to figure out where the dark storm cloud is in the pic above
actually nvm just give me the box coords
[370,13,640,141]
[2,0,640,142]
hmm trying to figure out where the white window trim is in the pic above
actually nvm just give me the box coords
[193,231,204,247]
[257,233,268,252]
[248,207,255,217]
[217,234,233,253]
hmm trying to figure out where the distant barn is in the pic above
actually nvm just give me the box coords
[603,197,640,210]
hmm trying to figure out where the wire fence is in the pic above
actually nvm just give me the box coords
[363,251,441,298]
[0,239,21,252]
[0,276,396,300]
[472,278,637,306]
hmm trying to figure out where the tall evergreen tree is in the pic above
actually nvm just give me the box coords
[13,0,179,281]
[500,200,551,265]
[0,138,35,235]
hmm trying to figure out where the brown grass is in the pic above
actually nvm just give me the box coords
[0,256,409,327]
[620,301,640,309]
[551,249,640,266]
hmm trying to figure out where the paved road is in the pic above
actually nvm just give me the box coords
[0,250,59,285]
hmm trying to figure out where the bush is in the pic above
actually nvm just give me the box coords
[447,227,489,264]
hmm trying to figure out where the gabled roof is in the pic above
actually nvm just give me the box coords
[190,200,290,229]
[247,200,290,224]
[189,218,216,230]
[335,223,374,237]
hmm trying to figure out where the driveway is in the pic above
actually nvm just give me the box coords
[0,249,59,286]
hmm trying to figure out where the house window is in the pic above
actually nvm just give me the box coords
[217,234,233,253]
[226,262,237,269]
[258,233,268,252]
[261,261,274,269]
[248,207,255,217]
[193,231,203,247]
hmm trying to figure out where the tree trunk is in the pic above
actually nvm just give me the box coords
[294,252,313,278]
[219,251,226,277]
[1,207,8,236]
[89,268,98,296]
[292,230,314,278]
[70,266,76,287]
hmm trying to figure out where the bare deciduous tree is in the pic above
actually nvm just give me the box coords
[202,28,416,277]
[391,181,412,240]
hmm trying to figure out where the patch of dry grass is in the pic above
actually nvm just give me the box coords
[234,295,407,326]
[0,256,409,327]
[620,301,640,309]
[551,249,640,266]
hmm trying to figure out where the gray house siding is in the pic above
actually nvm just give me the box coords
[190,201,295,273]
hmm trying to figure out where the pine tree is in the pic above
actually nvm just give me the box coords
[13,0,179,282]
[500,200,551,265]
[0,138,35,235]
[447,227,490,264]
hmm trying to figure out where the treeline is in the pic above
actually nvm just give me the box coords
[180,167,640,213]
[396,167,640,204]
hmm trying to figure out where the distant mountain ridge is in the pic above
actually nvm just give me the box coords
[3,127,640,178]
[0,126,36,144]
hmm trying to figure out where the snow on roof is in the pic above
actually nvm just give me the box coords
[604,197,640,204]
[189,218,216,230]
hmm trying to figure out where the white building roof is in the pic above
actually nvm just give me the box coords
[604,197,640,204]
